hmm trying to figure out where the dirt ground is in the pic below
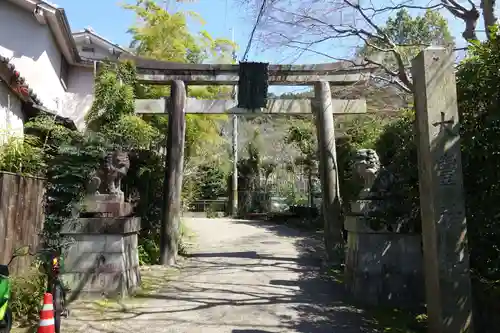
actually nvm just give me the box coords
[62,217,376,333]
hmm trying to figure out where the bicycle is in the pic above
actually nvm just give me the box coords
[34,248,70,333]
[0,245,69,333]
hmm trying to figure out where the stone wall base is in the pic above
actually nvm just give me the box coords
[61,216,141,299]
[63,267,141,299]
[344,217,424,307]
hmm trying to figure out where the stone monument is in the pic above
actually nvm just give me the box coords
[412,47,473,333]
[344,149,424,307]
[61,150,141,299]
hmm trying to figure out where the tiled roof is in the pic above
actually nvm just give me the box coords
[0,55,76,130]
[72,27,131,54]
[0,55,42,105]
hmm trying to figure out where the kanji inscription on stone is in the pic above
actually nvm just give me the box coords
[433,112,458,137]
[437,153,458,186]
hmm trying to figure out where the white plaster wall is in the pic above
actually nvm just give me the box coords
[0,82,24,144]
[63,66,94,130]
[0,1,66,115]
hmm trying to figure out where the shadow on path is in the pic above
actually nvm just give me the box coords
[230,219,375,332]
[66,218,376,333]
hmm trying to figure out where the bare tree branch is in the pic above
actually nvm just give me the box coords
[240,0,481,96]
[442,0,480,40]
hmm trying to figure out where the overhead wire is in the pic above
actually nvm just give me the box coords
[224,0,228,32]
[241,0,267,61]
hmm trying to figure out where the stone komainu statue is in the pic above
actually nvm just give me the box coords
[352,149,381,195]
[87,150,130,196]
[352,148,395,198]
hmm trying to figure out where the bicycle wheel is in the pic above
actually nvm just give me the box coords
[52,283,64,333]
[0,307,12,333]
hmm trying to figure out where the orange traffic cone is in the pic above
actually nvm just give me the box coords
[37,293,55,333]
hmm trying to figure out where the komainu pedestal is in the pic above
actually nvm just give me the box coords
[61,151,141,299]
[344,149,424,307]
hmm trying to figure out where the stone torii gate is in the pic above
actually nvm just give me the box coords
[128,56,374,265]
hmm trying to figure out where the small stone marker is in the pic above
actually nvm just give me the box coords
[412,47,473,333]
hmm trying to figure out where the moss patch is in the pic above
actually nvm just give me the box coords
[133,264,181,296]
[61,262,182,332]
[366,308,427,333]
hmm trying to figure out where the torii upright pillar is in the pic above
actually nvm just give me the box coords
[314,81,344,264]
[160,80,186,266]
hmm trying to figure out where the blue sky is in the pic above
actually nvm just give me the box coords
[55,0,332,94]
[54,0,492,94]
[56,0,281,62]
[55,0,475,63]
[55,0,370,64]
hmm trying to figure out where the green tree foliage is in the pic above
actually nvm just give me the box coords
[286,121,317,165]
[125,0,234,64]
[85,61,137,131]
[362,9,454,60]
[456,32,500,281]
[124,0,235,203]
[124,0,235,99]
[0,135,45,175]
[360,9,454,92]
[119,1,238,261]
[85,61,161,150]
[285,121,317,205]
[195,164,228,199]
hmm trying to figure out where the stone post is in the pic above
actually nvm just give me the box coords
[231,114,238,216]
[412,47,473,333]
[160,80,186,266]
[314,81,344,263]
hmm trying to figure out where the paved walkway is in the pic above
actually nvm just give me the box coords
[65,218,376,333]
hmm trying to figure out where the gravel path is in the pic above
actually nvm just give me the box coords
[64,218,376,333]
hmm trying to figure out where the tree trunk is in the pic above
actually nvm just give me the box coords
[481,0,497,38]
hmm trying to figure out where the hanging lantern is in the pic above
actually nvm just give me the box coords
[237,62,269,110]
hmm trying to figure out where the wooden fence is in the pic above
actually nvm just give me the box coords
[0,172,45,275]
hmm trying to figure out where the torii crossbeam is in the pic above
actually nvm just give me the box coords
[122,55,373,85]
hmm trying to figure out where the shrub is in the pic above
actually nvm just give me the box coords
[138,236,160,265]
[457,33,500,281]
[138,220,191,265]
[10,268,46,327]
[0,135,46,176]
[373,109,421,232]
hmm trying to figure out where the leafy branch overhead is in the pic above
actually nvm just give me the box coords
[124,0,236,64]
